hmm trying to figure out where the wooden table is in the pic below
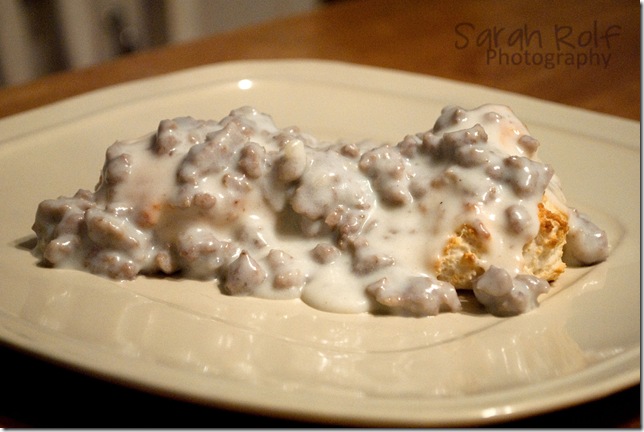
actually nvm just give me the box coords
[0,0,639,427]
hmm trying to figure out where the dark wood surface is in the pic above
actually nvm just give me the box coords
[0,0,639,427]
[0,0,639,121]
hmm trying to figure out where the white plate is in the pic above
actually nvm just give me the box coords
[0,60,639,426]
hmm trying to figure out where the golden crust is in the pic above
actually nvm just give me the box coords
[433,224,486,288]
[522,198,568,281]
[434,195,569,289]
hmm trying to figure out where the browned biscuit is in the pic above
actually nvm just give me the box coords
[435,195,568,289]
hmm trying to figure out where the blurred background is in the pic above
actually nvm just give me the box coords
[0,0,327,87]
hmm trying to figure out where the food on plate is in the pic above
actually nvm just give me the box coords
[31,105,609,316]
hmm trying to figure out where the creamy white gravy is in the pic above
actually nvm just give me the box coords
[32,105,609,316]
